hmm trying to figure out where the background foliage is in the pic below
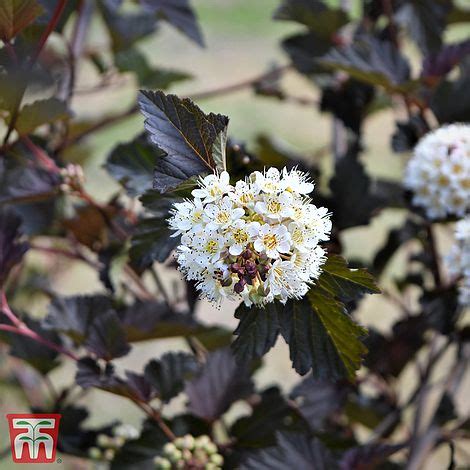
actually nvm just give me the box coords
[0,0,469,469]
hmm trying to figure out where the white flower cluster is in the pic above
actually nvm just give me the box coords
[445,217,470,307]
[404,123,470,219]
[168,168,331,306]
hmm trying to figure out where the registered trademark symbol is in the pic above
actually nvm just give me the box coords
[57,458,62,463]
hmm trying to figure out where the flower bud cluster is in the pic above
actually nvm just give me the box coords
[60,163,85,194]
[154,434,223,470]
[88,423,139,462]
[445,217,470,306]
[404,124,470,219]
[168,168,331,306]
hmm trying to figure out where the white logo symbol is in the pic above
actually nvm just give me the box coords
[12,418,55,460]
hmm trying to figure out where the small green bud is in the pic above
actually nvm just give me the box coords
[210,454,224,466]
[169,449,182,462]
[104,448,115,461]
[88,447,102,460]
[153,456,171,470]
[174,437,185,449]
[163,442,176,456]
[181,434,195,450]
[97,434,111,448]
[204,442,217,455]
[114,436,126,448]
[195,435,211,448]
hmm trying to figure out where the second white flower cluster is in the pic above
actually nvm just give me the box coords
[446,217,470,307]
[168,168,332,306]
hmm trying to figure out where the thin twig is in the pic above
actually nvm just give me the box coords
[65,64,294,147]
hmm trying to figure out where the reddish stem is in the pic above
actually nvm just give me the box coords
[22,136,60,173]
[0,291,79,361]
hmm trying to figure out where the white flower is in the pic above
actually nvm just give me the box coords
[253,224,291,259]
[281,167,314,194]
[404,123,470,219]
[168,198,204,235]
[230,180,259,207]
[226,219,256,256]
[291,246,326,282]
[203,196,245,230]
[445,216,470,307]
[253,167,283,194]
[191,171,232,202]
[168,167,331,306]
[288,222,319,252]
[192,231,226,263]
[254,191,294,220]
[265,259,307,303]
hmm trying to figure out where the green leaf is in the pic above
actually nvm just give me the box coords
[319,255,381,302]
[278,294,367,379]
[35,436,50,441]
[144,352,199,402]
[0,0,43,41]
[15,420,32,426]
[138,90,229,192]
[141,0,204,47]
[274,0,349,38]
[15,98,70,136]
[19,436,33,441]
[105,134,163,196]
[318,35,413,92]
[232,302,282,364]
[115,47,191,90]
[231,255,377,379]
[309,290,368,379]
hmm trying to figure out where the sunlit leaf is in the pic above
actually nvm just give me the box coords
[15,98,70,136]
[0,0,43,41]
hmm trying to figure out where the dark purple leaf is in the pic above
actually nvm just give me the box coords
[231,387,298,448]
[84,310,131,360]
[232,302,282,364]
[291,377,347,430]
[421,39,470,80]
[140,0,204,46]
[242,432,337,470]
[395,0,451,56]
[144,352,199,402]
[0,208,29,286]
[340,442,406,470]
[274,0,349,38]
[138,90,229,192]
[319,35,411,91]
[185,348,254,421]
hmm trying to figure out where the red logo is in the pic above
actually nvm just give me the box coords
[6,414,61,463]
